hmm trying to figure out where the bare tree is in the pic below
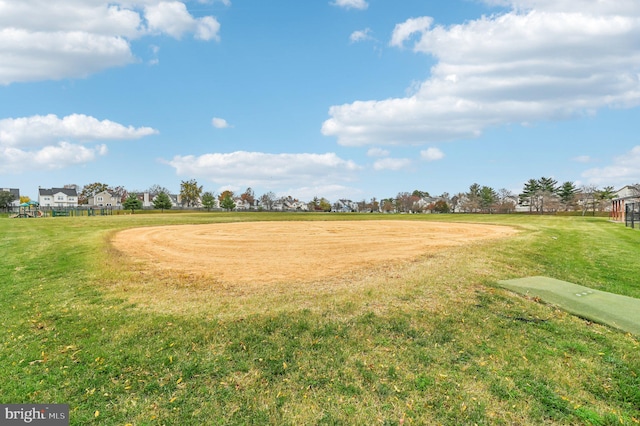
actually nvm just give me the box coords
[450,193,463,213]
[147,184,172,197]
[497,188,516,213]
[595,186,616,212]
[396,192,418,213]
[579,184,598,216]
[259,191,276,210]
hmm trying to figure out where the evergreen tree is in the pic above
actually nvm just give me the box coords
[479,186,498,213]
[538,176,559,193]
[538,177,559,213]
[465,183,482,212]
[201,192,216,211]
[123,194,142,213]
[558,181,578,211]
[519,179,541,212]
[153,192,172,212]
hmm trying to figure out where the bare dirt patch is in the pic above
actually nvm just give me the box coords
[111,220,517,285]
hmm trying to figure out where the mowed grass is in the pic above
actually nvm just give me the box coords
[0,212,639,425]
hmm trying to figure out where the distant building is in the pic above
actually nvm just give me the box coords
[38,187,78,208]
[611,185,640,222]
[1,187,21,207]
[88,190,121,208]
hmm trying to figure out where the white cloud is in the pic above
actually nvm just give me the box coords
[0,1,221,84]
[373,158,412,171]
[331,0,368,10]
[350,28,373,43]
[0,143,108,174]
[211,117,231,129]
[0,114,158,147]
[0,29,135,84]
[421,147,445,161]
[390,17,433,48]
[0,114,157,174]
[323,2,640,146]
[195,16,221,41]
[581,146,640,186]
[367,147,390,157]
[144,2,220,41]
[165,151,362,191]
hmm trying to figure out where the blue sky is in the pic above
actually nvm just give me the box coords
[2,0,640,201]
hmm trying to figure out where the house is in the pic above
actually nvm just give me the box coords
[87,190,121,207]
[334,199,358,212]
[1,188,21,208]
[234,197,252,210]
[38,187,78,208]
[135,193,151,208]
[611,185,640,222]
[149,193,188,209]
[272,196,308,212]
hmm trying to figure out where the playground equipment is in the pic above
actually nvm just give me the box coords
[11,201,43,218]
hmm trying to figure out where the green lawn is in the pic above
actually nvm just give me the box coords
[1,213,639,425]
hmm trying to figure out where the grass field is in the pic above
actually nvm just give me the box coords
[1,212,639,425]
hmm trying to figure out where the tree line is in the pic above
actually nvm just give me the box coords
[4,178,631,214]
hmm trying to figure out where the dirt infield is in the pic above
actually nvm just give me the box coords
[111,220,517,285]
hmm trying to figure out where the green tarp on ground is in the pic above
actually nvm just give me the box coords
[498,276,640,336]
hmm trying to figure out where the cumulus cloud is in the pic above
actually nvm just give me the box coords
[350,28,373,43]
[390,17,433,48]
[420,147,445,161]
[331,0,368,10]
[165,151,362,191]
[0,143,108,174]
[0,114,157,174]
[373,158,412,171]
[581,146,640,186]
[0,114,158,147]
[211,117,231,129]
[323,1,640,146]
[145,2,220,41]
[0,1,221,84]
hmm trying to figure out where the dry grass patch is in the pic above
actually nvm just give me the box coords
[107,220,518,317]
[111,220,516,283]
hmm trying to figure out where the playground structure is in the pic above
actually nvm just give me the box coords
[11,201,43,218]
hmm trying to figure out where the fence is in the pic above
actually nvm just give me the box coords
[5,205,114,217]
[625,202,640,229]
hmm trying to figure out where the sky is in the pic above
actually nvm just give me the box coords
[2,0,640,202]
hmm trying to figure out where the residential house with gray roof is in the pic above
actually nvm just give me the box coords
[38,187,78,208]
